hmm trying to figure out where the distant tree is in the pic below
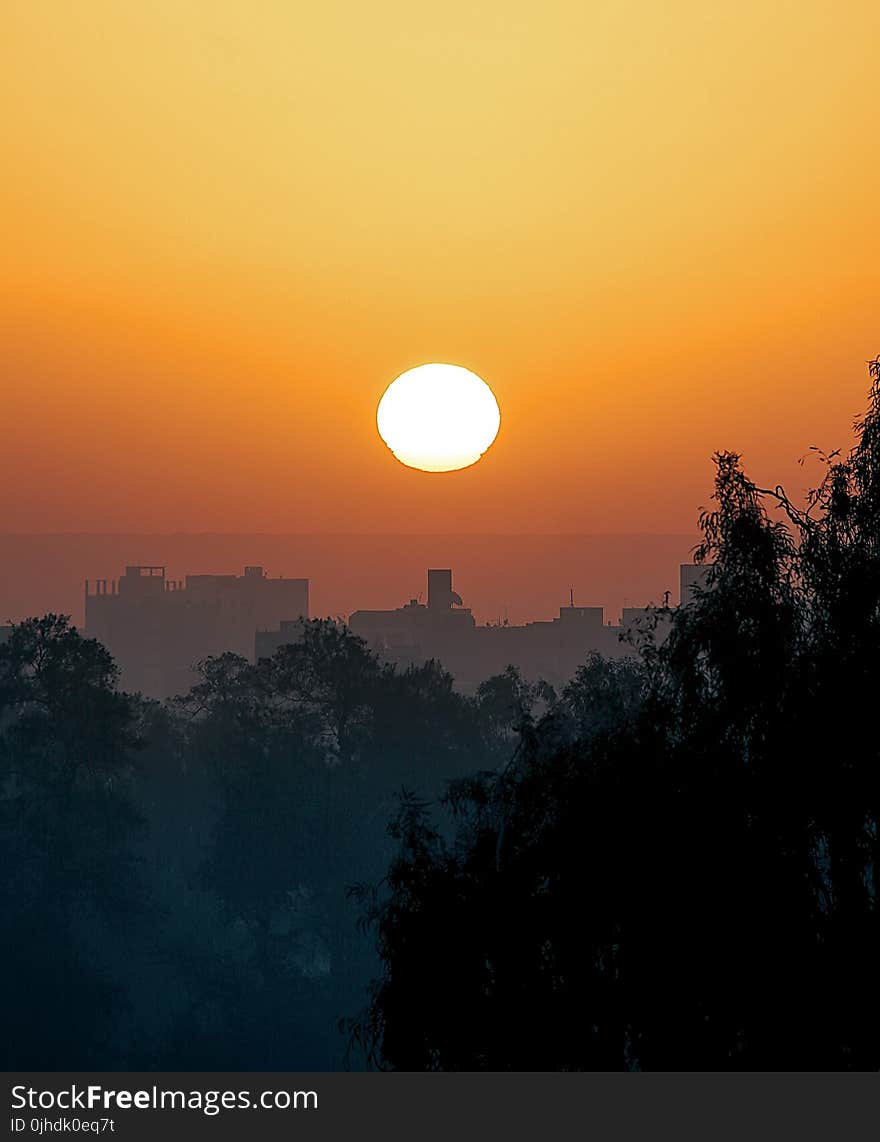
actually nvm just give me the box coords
[0,616,141,1067]
[269,619,381,768]
[367,657,483,791]
[558,654,644,741]
[474,665,541,749]
[169,622,489,1068]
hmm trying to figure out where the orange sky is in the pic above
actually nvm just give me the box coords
[2,1,878,534]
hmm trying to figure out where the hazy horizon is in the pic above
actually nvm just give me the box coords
[0,531,700,630]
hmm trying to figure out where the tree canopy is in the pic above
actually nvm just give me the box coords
[350,359,880,1070]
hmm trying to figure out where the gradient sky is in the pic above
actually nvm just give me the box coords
[2,1,878,534]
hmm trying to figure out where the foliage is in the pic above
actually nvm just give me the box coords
[0,617,141,1067]
[4,362,879,1070]
[350,360,880,1070]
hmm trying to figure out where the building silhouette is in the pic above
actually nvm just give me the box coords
[347,566,697,692]
[85,564,308,697]
[348,568,477,672]
[79,560,706,697]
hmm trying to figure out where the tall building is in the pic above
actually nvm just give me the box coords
[85,565,308,697]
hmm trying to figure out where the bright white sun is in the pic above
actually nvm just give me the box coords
[377,363,501,473]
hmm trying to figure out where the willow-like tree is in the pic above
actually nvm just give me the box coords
[349,358,880,1070]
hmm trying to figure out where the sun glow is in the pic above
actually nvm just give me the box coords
[376,364,501,473]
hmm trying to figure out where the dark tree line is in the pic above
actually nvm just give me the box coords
[2,360,879,1070]
[0,618,141,1067]
[0,612,526,1068]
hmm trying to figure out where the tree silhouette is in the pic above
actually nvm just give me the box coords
[0,617,141,1067]
[158,620,492,1067]
[4,362,879,1071]
[350,359,880,1070]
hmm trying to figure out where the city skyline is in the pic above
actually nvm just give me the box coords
[77,559,704,697]
[0,531,700,631]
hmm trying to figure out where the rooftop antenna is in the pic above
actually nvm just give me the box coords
[569,587,575,608]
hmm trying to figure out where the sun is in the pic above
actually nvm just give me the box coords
[376,364,501,473]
